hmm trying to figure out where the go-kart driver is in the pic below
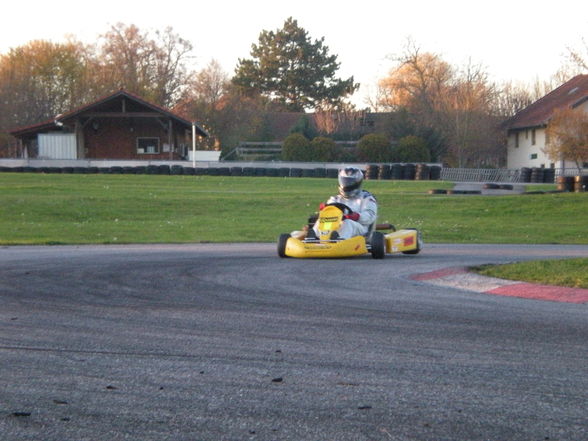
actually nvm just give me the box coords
[308,167,378,240]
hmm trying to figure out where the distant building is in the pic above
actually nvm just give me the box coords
[504,75,588,171]
[9,90,207,160]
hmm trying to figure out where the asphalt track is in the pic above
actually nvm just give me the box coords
[1,243,588,441]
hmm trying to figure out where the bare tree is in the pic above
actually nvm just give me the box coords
[565,36,588,73]
[97,23,194,107]
[189,59,229,108]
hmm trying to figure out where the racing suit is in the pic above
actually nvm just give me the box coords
[313,190,378,239]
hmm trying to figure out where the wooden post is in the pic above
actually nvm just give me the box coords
[192,123,196,168]
[168,119,173,160]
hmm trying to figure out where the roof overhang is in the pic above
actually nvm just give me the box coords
[9,90,209,138]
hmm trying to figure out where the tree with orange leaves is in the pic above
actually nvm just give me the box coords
[545,106,588,174]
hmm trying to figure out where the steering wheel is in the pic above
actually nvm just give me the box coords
[326,202,353,215]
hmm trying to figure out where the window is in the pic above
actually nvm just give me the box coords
[531,129,536,145]
[530,153,538,160]
[137,137,160,154]
[515,132,519,148]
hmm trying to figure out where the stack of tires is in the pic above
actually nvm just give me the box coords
[390,164,404,180]
[415,164,430,180]
[543,168,555,183]
[575,175,588,192]
[402,163,416,180]
[519,167,558,184]
[378,164,391,180]
[429,165,442,180]
[364,164,379,180]
[530,167,544,183]
[520,167,532,183]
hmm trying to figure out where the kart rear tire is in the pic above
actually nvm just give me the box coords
[277,233,290,258]
[370,232,386,259]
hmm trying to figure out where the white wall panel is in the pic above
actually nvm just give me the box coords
[38,134,77,159]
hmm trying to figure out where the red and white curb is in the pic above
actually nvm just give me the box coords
[411,267,588,304]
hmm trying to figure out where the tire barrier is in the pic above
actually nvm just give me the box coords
[170,165,184,175]
[290,168,303,177]
[326,168,339,178]
[0,162,445,180]
[314,168,326,178]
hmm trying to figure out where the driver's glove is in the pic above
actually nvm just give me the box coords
[344,212,360,221]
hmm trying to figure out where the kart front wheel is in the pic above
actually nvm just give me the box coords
[277,233,290,258]
[370,232,386,259]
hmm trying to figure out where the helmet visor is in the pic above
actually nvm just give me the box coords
[338,175,361,192]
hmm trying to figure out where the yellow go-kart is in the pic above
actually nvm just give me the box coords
[277,203,422,259]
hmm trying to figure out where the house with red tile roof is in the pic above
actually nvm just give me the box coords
[9,90,208,160]
[504,75,588,171]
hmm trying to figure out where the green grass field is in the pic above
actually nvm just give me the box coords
[2,172,587,288]
[1,173,587,245]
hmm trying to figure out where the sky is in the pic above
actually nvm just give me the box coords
[2,0,587,107]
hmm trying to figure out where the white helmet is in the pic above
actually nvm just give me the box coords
[338,167,364,198]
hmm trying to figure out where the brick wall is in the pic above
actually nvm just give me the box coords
[85,118,183,160]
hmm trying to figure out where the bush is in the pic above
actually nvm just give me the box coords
[282,133,312,161]
[310,136,340,162]
[357,133,393,162]
[392,135,431,163]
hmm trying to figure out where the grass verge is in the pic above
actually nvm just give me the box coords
[474,258,588,289]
